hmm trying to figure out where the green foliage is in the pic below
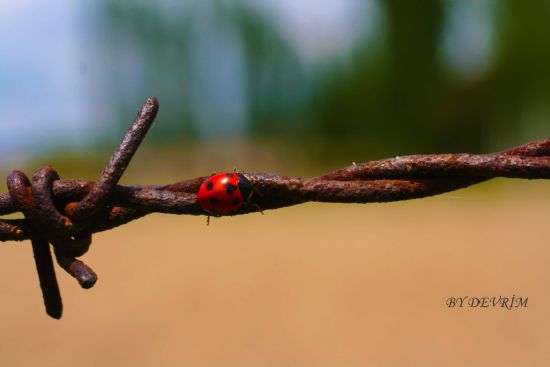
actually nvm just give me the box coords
[310,0,550,156]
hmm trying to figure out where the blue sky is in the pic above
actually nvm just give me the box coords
[0,0,94,156]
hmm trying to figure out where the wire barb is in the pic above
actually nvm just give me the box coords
[70,96,159,222]
[1,96,549,319]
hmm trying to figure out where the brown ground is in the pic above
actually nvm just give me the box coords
[1,180,549,366]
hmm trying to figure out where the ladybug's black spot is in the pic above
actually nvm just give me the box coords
[206,182,214,191]
[226,183,237,195]
[233,198,241,205]
[209,197,220,206]
[226,173,234,178]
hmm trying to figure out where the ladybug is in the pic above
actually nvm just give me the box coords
[196,172,254,216]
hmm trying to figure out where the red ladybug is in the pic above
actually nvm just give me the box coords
[196,172,254,215]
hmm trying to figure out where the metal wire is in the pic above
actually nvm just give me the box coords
[1,97,549,318]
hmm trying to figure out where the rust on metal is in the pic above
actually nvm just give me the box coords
[0,96,549,319]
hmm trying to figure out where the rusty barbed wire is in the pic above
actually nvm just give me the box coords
[1,96,549,319]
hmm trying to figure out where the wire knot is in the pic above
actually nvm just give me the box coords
[2,96,159,318]
[7,167,97,288]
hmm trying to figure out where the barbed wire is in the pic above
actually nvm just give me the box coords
[1,96,549,319]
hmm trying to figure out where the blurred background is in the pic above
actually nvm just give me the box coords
[1,1,550,366]
[2,0,550,175]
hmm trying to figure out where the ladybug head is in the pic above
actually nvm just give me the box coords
[237,173,253,202]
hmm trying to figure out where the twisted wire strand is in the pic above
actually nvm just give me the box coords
[1,96,549,319]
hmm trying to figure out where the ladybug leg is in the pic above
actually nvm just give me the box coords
[252,203,264,215]
[205,213,222,225]
[252,186,264,198]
